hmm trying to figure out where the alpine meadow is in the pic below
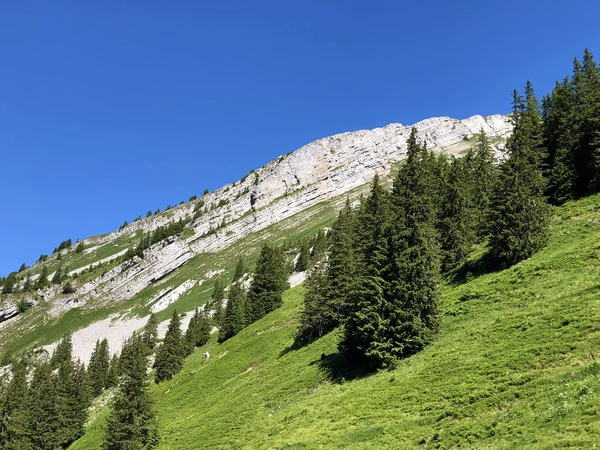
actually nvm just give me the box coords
[2,43,600,449]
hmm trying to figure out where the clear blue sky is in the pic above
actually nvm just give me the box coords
[1,1,599,276]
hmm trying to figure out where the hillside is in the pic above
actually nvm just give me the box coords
[0,114,510,360]
[70,193,600,449]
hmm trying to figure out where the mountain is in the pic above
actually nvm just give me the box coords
[0,113,510,361]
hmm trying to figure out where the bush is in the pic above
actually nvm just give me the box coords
[62,282,76,294]
[16,299,32,313]
[75,242,85,253]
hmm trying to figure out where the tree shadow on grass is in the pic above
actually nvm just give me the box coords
[309,351,372,383]
[446,251,504,286]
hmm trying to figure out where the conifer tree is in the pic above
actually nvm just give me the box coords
[88,338,110,396]
[232,258,246,282]
[294,260,332,346]
[310,229,328,263]
[103,334,159,450]
[339,175,392,367]
[245,245,289,324]
[439,157,475,271]
[1,273,17,294]
[141,314,158,351]
[294,240,311,272]
[211,278,225,324]
[489,83,550,267]
[218,280,246,343]
[55,357,87,447]
[154,310,184,383]
[469,130,498,237]
[0,360,30,449]
[184,307,211,355]
[50,333,73,368]
[26,363,61,450]
[35,266,49,290]
[106,354,120,388]
[51,266,63,285]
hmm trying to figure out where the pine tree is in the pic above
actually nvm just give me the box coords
[51,266,63,285]
[294,240,311,272]
[439,157,476,271]
[469,130,498,237]
[26,363,61,450]
[310,229,328,263]
[88,338,111,396]
[218,280,246,343]
[0,360,31,449]
[232,258,246,282]
[489,84,550,267]
[184,307,211,355]
[50,333,73,368]
[103,334,159,450]
[245,245,289,324]
[35,266,49,290]
[106,354,120,388]
[294,260,332,346]
[339,175,392,367]
[55,357,87,447]
[154,310,184,383]
[141,314,158,351]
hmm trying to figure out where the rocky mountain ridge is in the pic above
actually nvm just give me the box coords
[0,114,511,331]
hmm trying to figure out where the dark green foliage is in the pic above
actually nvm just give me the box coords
[123,219,187,262]
[50,333,73,369]
[17,263,26,273]
[310,229,328,263]
[245,245,289,324]
[0,360,30,449]
[106,354,120,388]
[119,221,128,230]
[469,130,498,238]
[75,242,85,253]
[103,334,159,450]
[211,277,225,324]
[35,266,49,290]
[16,300,32,314]
[55,358,88,447]
[489,83,550,267]
[62,282,76,294]
[88,338,111,396]
[218,280,246,343]
[38,254,48,263]
[52,265,63,284]
[439,157,476,271]
[22,275,32,292]
[294,240,311,272]
[184,307,211,355]
[2,273,17,294]
[154,310,184,383]
[141,314,158,351]
[294,261,332,346]
[26,363,61,450]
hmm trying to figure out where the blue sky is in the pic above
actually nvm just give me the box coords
[1,0,599,276]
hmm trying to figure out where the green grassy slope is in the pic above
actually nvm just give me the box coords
[72,194,600,449]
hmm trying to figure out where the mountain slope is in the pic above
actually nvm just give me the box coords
[71,193,600,449]
[0,114,510,361]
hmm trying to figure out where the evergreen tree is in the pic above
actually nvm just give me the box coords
[55,357,87,447]
[232,258,246,282]
[294,240,311,272]
[310,229,328,263]
[184,307,211,355]
[489,84,550,267]
[50,333,73,368]
[51,266,63,285]
[439,157,476,271]
[1,273,17,294]
[141,314,158,351]
[294,260,332,346]
[339,175,392,367]
[0,360,31,449]
[245,245,289,324]
[469,130,498,237]
[22,275,32,292]
[153,310,184,383]
[218,280,246,343]
[106,354,120,388]
[26,363,61,450]
[88,338,110,396]
[103,334,159,450]
[35,266,49,290]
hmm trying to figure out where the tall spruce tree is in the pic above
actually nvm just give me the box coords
[339,175,392,367]
[0,360,31,449]
[439,157,476,271]
[245,245,289,324]
[141,314,158,351]
[50,333,73,368]
[294,240,311,272]
[489,83,550,267]
[26,363,61,450]
[88,338,110,396]
[218,280,246,343]
[103,334,159,450]
[184,307,211,355]
[469,130,498,237]
[153,310,184,383]
[381,128,441,364]
[211,277,225,324]
[294,260,332,346]
[310,229,328,263]
[55,357,88,447]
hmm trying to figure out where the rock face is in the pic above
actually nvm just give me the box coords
[31,114,512,314]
